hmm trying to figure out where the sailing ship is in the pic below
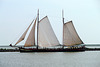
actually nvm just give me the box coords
[10,10,85,52]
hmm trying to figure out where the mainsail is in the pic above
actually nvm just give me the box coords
[38,16,59,47]
[63,21,83,46]
[24,19,36,47]
[15,20,34,45]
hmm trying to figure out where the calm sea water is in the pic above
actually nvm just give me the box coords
[0,51,100,67]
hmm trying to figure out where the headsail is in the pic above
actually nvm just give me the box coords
[15,20,34,45]
[24,18,36,47]
[63,21,83,46]
[38,16,59,47]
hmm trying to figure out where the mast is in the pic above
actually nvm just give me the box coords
[62,10,64,48]
[37,9,39,49]
[62,10,64,24]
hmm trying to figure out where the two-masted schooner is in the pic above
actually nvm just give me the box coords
[10,10,85,52]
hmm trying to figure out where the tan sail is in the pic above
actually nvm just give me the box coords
[63,21,83,46]
[38,16,59,47]
[15,20,34,45]
[24,19,36,47]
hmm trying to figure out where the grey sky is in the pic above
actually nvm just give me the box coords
[0,0,100,45]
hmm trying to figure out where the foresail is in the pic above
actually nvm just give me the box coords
[63,21,83,46]
[24,19,36,47]
[15,20,34,45]
[38,16,59,47]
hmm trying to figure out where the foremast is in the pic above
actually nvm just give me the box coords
[37,9,39,49]
[62,10,64,48]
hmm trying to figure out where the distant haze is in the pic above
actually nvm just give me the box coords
[0,0,100,46]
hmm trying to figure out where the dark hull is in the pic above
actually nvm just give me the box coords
[20,48,85,52]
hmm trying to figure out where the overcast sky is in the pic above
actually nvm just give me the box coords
[0,0,100,45]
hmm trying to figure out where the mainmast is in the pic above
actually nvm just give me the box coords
[37,9,39,49]
[62,10,64,24]
[62,10,64,48]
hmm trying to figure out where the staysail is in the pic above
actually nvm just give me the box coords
[38,16,59,47]
[24,19,36,47]
[15,20,34,45]
[63,21,83,46]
